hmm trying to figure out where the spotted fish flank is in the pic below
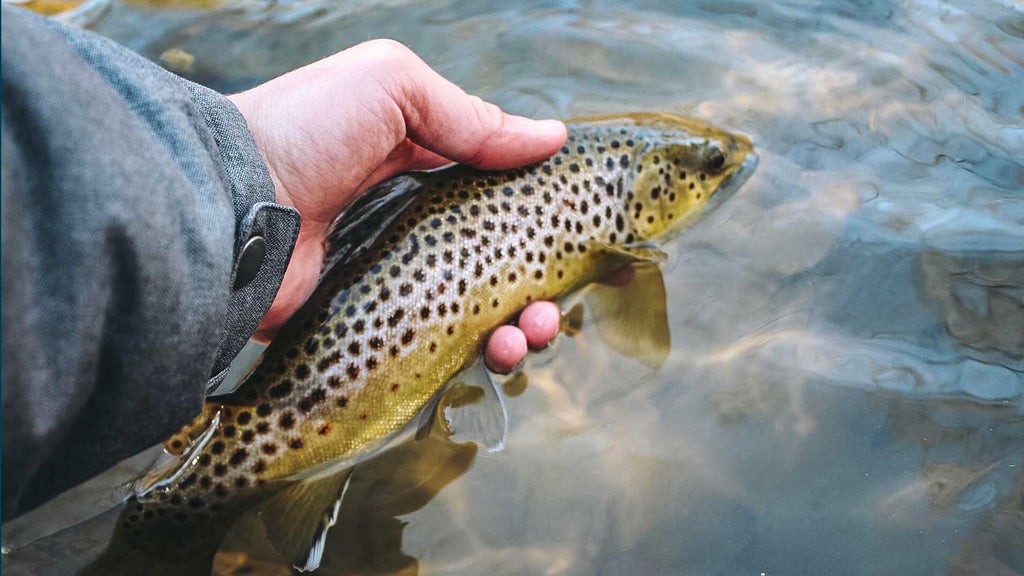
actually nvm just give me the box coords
[86,113,756,575]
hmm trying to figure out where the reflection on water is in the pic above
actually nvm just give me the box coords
[4,0,1023,574]
[212,429,478,576]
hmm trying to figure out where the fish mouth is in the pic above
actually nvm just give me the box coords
[710,148,758,209]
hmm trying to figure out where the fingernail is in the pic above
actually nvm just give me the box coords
[535,118,566,132]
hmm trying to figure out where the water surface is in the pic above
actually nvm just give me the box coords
[4,1,1023,574]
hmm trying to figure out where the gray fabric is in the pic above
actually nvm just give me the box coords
[1,5,301,519]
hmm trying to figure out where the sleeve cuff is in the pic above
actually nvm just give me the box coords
[180,80,301,387]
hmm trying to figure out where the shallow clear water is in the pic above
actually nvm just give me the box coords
[4,1,1024,575]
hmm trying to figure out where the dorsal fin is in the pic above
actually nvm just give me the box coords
[321,174,425,278]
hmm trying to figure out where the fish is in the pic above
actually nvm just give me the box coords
[84,113,756,575]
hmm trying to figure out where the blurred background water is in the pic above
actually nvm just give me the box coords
[3,0,1023,574]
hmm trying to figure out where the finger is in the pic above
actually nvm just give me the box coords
[374,42,567,169]
[485,325,528,374]
[517,301,560,349]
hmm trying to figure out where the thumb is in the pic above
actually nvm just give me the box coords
[376,41,567,169]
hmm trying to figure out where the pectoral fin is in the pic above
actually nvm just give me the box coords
[584,261,671,369]
[259,469,353,572]
[416,359,508,452]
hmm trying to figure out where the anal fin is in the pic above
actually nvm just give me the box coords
[259,469,352,572]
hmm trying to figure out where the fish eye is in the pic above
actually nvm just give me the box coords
[707,150,726,172]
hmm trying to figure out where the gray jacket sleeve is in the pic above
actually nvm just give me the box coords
[1,5,301,519]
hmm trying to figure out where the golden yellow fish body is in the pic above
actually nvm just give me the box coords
[92,113,755,573]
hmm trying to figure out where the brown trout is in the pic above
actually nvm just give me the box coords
[87,113,755,575]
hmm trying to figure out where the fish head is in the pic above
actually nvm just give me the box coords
[578,113,756,242]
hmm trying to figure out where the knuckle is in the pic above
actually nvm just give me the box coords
[473,97,505,131]
[358,38,415,65]
[464,98,506,165]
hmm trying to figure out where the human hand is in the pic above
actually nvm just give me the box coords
[229,39,568,363]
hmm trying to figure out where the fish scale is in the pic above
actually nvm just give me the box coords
[86,113,755,574]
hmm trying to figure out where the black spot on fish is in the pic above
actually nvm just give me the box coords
[388,309,405,327]
[211,441,225,455]
[278,412,295,429]
[289,439,303,450]
[342,363,358,380]
[317,351,342,372]
[269,380,294,398]
[256,403,272,417]
[229,449,248,466]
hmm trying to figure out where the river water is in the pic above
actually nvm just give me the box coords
[4,1,1023,575]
